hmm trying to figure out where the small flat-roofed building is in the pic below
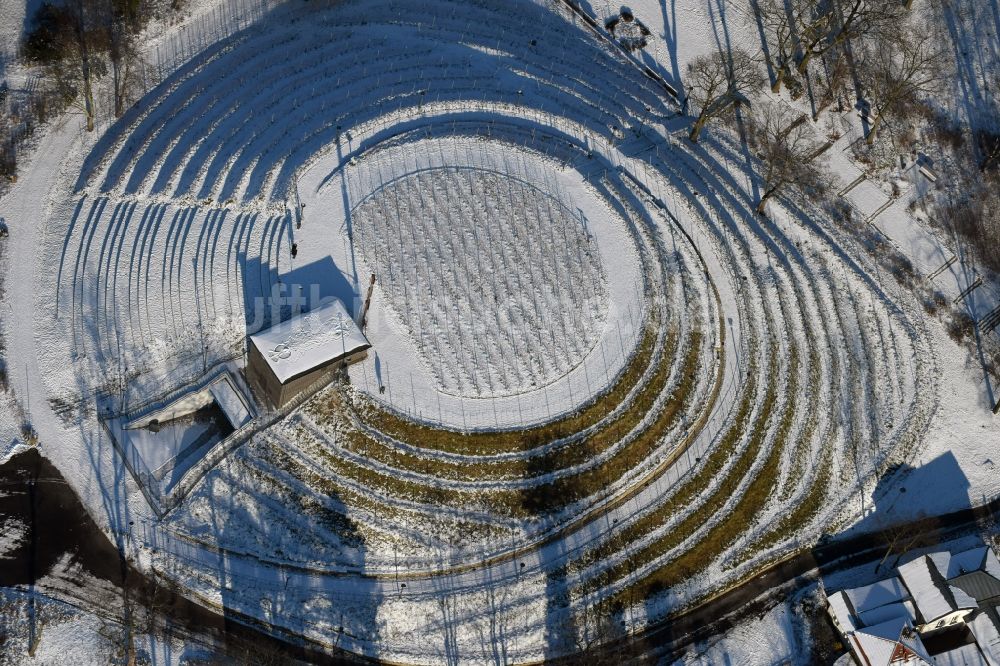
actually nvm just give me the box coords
[247,299,370,408]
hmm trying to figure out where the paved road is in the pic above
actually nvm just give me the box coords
[0,448,367,665]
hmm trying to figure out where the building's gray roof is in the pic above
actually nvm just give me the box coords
[898,555,977,624]
[953,572,1000,606]
[938,547,1000,603]
[845,576,911,615]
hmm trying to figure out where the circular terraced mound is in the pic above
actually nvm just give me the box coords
[29,0,939,663]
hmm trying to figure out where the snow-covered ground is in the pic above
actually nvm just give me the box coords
[585,0,759,99]
[0,0,34,63]
[0,588,189,666]
[0,0,998,663]
[672,594,818,665]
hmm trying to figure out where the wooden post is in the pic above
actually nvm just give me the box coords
[360,273,376,331]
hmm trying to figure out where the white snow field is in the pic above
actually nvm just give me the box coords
[0,0,998,663]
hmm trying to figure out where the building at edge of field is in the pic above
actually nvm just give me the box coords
[247,298,370,408]
[825,544,1000,666]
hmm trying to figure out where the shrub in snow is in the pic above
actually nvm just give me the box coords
[947,311,975,343]
[605,10,650,52]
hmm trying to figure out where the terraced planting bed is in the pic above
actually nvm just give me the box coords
[18,0,938,661]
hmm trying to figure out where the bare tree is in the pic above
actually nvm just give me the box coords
[103,0,141,118]
[756,0,798,93]
[686,49,763,142]
[745,101,828,214]
[942,176,1000,274]
[755,0,839,79]
[786,0,831,75]
[23,0,150,128]
[857,28,942,145]
[800,0,904,74]
[980,99,1000,169]
[23,0,103,131]
[814,48,852,115]
[757,0,904,81]
[69,0,100,131]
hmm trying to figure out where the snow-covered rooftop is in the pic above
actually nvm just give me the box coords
[858,600,919,629]
[248,299,370,384]
[970,612,1000,666]
[845,577,912,614]
[209,377,253,429]
[829,591,858,632]
[938,547,1000,581]
[849,617,932,666]
[898,555,977,624]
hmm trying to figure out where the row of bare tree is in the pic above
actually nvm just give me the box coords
[23,0,152,131]
[683,48,827,213]
[682,0,944,214]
